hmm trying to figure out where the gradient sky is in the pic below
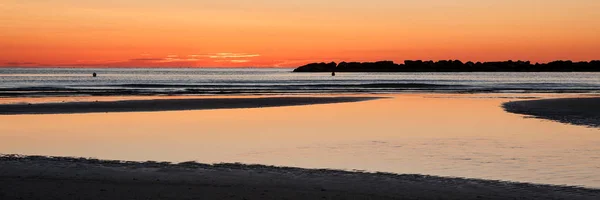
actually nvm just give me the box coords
[1,0,599,67]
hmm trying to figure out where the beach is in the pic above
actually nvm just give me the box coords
[503,97,600,128]
[4,1,600,198]
[1,155,599,200]
[0,96,380,115]
[1,94,599,191]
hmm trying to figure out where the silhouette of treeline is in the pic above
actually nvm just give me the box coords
[293,60,600,72]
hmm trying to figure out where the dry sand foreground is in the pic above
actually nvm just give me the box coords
[1,155,599,200]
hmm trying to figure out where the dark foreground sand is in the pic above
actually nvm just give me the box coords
[0,155,598,200]
[503,97,600,128]
[0,96,380,115]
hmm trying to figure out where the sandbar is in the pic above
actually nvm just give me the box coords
[0,96,380,115]
[503,97,600,128]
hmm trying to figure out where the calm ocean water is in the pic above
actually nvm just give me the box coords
[1,68,599,96]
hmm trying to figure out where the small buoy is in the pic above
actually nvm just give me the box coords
[331,71,336,76]
[92,72,97,77]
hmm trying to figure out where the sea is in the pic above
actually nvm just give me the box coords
[1,68,600,97]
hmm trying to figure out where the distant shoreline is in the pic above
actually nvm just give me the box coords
[0,96,381,115]
[294,60,600,72]
[503,97,600,128]
[1,154,599,200]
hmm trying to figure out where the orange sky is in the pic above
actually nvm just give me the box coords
[1,0,599,67]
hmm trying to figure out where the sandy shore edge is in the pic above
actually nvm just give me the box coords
[1,155,598,200]
[503,97,600,128]
[0,96,381,115]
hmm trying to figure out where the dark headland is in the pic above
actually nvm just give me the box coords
[1,155,599,200]
[293,60,600,72]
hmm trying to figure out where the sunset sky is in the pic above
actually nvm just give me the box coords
[1,0,599,67]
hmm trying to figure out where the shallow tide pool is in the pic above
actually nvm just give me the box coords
[1,94,599,188]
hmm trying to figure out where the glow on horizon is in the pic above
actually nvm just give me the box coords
[1,0,599,67]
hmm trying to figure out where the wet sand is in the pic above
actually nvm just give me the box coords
[0,96,380,115]
[1,155,599,200]
[503,97,600,128]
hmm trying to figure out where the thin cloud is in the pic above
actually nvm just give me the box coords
[129,58,165,61]
[159,55,200,63]
[200,53,260,65]
[203,53,260,59]
[229,60,250,63]
[129,55,202,63]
